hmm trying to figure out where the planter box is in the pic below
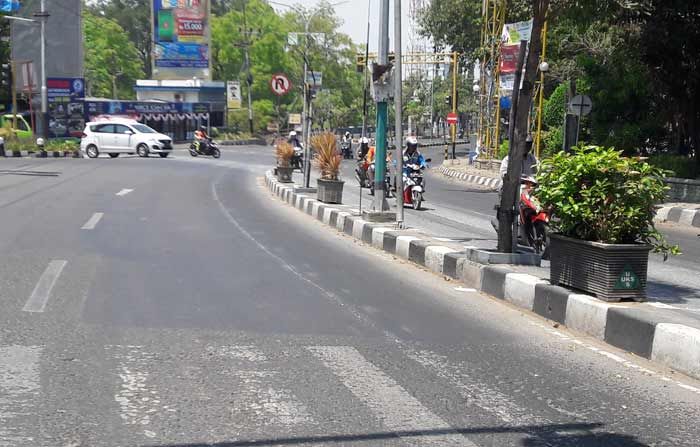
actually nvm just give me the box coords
[317,178,344,204]
[549,234,651,302]
[276,166,294,183]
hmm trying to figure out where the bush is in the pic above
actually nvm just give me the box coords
[275,140,295,167]
[311,132,341,180]
[498,140,509,159]
[541,127,563,158]
[648,154,698,179]
[536,145,679,258]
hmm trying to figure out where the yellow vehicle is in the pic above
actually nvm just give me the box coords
[0,114,33,139]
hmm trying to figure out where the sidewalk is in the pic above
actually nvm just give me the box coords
[270,167,700,382]
[655,202,700,228]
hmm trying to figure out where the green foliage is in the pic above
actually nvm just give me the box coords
[541,127,563,158]
[498,140,509,160]
[45,140,78,152]
[83,11,144,99]
[536,146,680,258]
[648,154,699,180]
[542,83,566,130]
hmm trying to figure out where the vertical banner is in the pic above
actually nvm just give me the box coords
[152,0,211,80]
[499,45,520,74]
[502,19,533,45]
[227,81,241,109]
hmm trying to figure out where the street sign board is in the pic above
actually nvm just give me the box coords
[270,73,292,96]
[568,95,593,116]
[446,112,458,125]
[288,113,302,125]
[227,81,242,109]
[305,71,322,88]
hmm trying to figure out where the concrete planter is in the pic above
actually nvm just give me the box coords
[549,234,651,302]
[317,178,344,204]
[276,166,294,183]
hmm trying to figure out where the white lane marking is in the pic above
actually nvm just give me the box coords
[529,321,700,395]
[406,349,548,426]
[0,345,41,445]
[109,346,162,438]
[309,346,477,446]
[81,212,104,230]
[454,287,476,292]
[116,188,134,196]
[22,260,68,313]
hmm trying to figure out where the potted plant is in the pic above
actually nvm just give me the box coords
[311,132,344,204]
[275,140,295,183]
[536,145,679,302]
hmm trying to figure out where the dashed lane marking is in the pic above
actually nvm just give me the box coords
[22,260,67,313]
[116,188,134,196]
[81,212,104,230]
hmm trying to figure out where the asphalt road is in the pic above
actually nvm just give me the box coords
[0,149,699,446]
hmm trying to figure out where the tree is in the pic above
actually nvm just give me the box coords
[87,0,152,78]
[83,11,144,99]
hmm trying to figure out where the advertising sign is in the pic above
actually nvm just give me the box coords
[502,19,533,45]
[499,45,520,74]
[0,1,20,12]
[288,113,302,125]
[227,81,242,109]
[305,71,322,88]
[85,101,210,117]
[47,78,86,138]
[152,0,210,78]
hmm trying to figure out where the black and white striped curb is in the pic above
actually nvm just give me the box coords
[655,205,700,228]
[266,170,700,381]
[2,150,79,158]
[438,166,502,189]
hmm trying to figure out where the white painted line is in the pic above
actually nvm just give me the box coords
[0,345,42,444]
[434,237,456,242]
[81,212,104,230]
[116,188,134,196]
[309,346,476,446]
[454,287,477,292]
[22,260,67,313]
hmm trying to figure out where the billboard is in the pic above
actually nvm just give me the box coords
[47,78,86,138]
[227,81,241,109]
[152,0,211,80]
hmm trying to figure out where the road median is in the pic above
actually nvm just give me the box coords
[265,170,700,382]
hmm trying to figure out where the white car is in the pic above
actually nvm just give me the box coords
[80,119,173,158]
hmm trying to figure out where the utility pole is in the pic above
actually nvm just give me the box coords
[237,3,257,135]
[450,51,458,160]
[394,0,404,225]
[369,0,391,213]
[37,0,48,140]
[360,0,371,139]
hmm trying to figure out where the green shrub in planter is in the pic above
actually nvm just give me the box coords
[537,145,680,258]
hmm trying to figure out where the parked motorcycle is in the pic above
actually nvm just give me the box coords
[190,139,221,158]
[402,161,429,210]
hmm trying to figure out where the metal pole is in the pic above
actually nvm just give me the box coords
[302,18,312,188]
[451,51,458,161]
[10,60,17,131]
[371,0,390,212]
[394,0,404,225]
[39,0,48,140]
[535,20,547,158]
[245,48,254,134]
[361,0,371,139]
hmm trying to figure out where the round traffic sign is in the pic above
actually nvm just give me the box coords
[446,112,458,125]
[270,73,292,96]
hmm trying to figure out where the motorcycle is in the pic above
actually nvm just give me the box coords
[190,139,221,158]
[368,162,393,198]
[341,141,353,159]
[355,158,371,188]
[402,160,430,210]
[519,190,550,258]
[291,145,304,171]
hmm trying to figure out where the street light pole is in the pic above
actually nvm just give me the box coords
[370,0,390,212]
[38,0,47,140]
[394,0,404,225]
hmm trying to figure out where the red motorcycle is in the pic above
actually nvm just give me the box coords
[519,178,550,257]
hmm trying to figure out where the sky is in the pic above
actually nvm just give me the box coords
[270,0,417,52]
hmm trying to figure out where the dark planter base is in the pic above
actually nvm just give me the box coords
[12,151,21,157]
[549,234,651,302]
[317,178,344,204]
[276,166,294,183]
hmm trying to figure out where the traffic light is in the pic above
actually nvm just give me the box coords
[1,63,11,97]
[356,55,365,73]
[445,95,452,105]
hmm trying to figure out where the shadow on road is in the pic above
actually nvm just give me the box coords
[145,422,651,447]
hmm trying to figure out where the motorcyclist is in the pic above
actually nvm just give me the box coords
[520,176,542,246]
[499,135,538,179]
[357,136,370,160]
[403,136,427,174]
[342,131,351,144]
[288,131,301,148]
[194,125,210,152]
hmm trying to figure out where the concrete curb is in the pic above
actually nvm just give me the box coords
[438,166,502,190]
[2,150,78,158]
[655,205,700,228]
[265,170,700,381]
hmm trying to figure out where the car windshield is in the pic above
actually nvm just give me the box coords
[131,124,157,134]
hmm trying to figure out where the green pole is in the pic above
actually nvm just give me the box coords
[374,101,388,192]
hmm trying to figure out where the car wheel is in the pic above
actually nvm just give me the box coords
[109,153,119,158]
[86,145,99,159]
[137,144,149,158]
[159,152,169,158]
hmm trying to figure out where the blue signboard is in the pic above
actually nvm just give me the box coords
[153,0,209,70]
[84,101,210,116]
[47,77,85,103]
[0,1,20,12]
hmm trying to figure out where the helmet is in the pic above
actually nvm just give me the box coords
[345,131,350,137]
[406,135,418,151]
[361,137,369,144]
[521,175,538,185]
[289,131,297,137]
[199,125,206,132]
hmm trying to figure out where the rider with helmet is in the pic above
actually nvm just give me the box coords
[194,125,210,152]
[403,136,427,174]
[288,131,301,148]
